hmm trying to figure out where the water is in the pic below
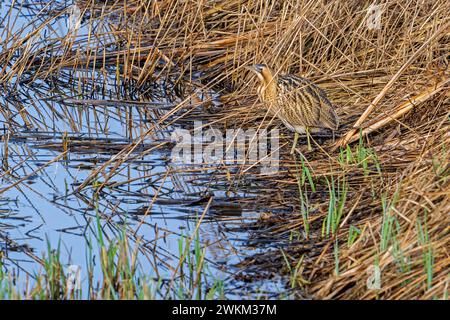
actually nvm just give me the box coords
[0,0,289,299]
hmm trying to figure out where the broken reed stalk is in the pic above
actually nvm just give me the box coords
[336,20,450,149]
[342,77,449,146]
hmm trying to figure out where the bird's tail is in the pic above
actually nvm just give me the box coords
[321,103,339,131]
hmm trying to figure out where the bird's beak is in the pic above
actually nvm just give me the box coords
[244,65,257,73]
[245,65,265,83]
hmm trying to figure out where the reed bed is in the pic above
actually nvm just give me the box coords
[0,0,449,299]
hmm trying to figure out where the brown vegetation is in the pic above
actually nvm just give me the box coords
[0,0,448,299]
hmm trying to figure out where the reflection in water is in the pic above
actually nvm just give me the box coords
[0,0,288,298]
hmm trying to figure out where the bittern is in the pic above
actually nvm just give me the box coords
[246,64,339,152]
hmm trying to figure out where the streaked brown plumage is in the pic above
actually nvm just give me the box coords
[246,64,339,134]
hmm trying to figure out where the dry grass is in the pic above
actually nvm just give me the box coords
[0,0,449,299]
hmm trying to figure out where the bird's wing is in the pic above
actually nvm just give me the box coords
[318,98,339,130]
[277,76,321,127]
[291,76,339,130]
[312,85,339,130]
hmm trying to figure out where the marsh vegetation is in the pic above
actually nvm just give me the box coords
[0,0,448,299]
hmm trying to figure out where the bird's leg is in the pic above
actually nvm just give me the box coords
[290,132,299,155]
[306,127,312,151]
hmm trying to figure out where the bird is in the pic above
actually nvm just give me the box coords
[245,64,339,152]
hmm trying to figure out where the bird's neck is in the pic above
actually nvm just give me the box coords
[260,68,277,102]
[263,78,277,102]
